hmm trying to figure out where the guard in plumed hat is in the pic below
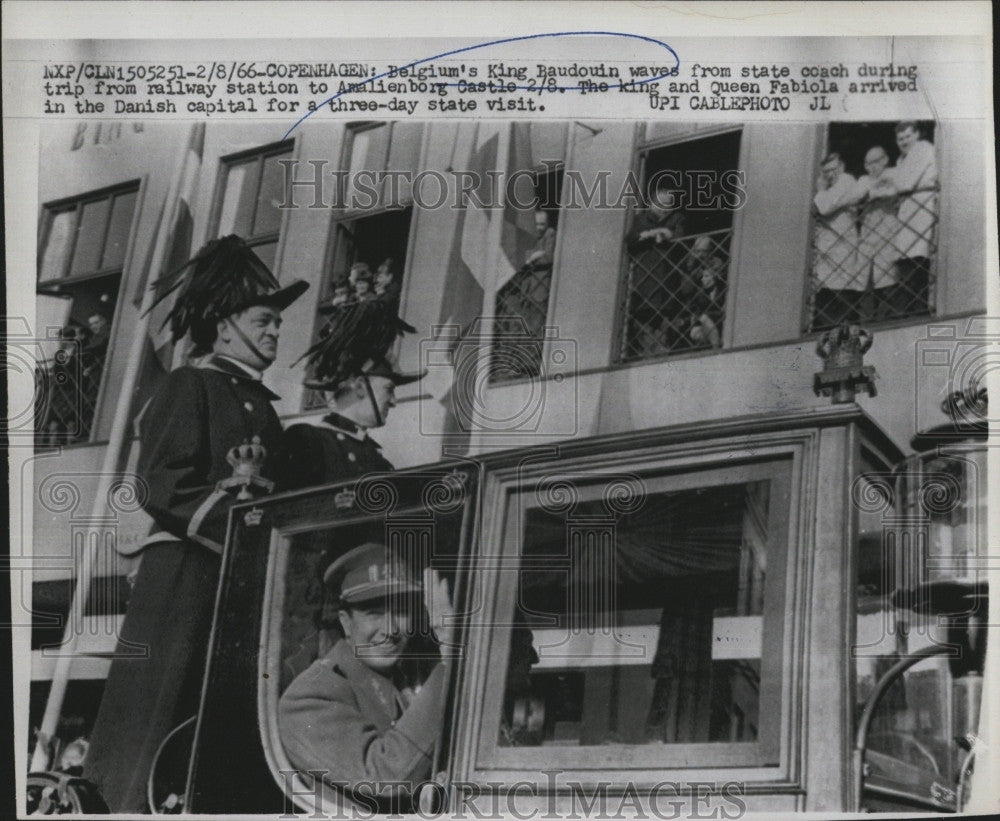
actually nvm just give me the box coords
[279,543,453,812]
[84,235,309,813]
[279,286,425,490]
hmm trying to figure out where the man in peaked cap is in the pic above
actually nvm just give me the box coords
[280,294,425,490]
[279,543,453,812]
[84,235,308,812]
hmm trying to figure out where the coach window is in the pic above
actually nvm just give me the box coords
[36,181,139,445]
[257,470,470,814]
[214,139,295,271]
[490,160,564,383]
[476,457,792,774]
[618,129,742,363]
[808,121,938,332]
[304,121,421,410]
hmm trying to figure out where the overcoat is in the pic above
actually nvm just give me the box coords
[83,355,285,813]
[278,639,447,810]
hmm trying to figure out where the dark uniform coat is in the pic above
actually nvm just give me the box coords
[278,639,447,809]
[280,412,394,490]
[84,356,285,813]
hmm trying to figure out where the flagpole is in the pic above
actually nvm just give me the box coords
[30,123,204,772]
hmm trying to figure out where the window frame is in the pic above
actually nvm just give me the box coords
[804,121,940,334]
[37,180,141,287]
[35,179,142,445]
[613,125,745,366]
[209,138,295,255]
[300,123,421,411]
[454,433,809,788]
[247,467,478,816]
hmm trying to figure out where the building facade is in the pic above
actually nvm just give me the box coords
[27,116,990,811]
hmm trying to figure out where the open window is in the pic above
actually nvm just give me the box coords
[35,181,139,445]
[619,129,742,362]
[809,121,938,331]
[182,466,476,815]
[304,121,422,410]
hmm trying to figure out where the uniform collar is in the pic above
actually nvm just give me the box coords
[319,412,372,442]
[330,639,404,722]
[202,355,281,400]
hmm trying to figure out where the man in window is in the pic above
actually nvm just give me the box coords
[83,235,309,813]
[626,176,689,354]
[856,145,904,320]
[81,312,111,417]
[279,543,453,812]
[886,121,938,315]
[812,152,865,327]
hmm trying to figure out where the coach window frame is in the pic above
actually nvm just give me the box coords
[450,433,808,789]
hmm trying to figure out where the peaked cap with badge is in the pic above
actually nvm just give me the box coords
[323,542,423,607]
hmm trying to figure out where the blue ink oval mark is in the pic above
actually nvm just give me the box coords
[284,30,680,137]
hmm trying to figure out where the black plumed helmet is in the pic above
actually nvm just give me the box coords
[298,292,424,390]
[147,234,309,355]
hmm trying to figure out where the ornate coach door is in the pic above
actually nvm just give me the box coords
[184,462,478,814]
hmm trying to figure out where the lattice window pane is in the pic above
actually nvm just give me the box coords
[810,187,937,331]
[490,265,552,382]
[621,230,731,362]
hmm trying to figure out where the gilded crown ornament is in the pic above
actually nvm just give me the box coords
[813,323,878,404]
[219,436,275,500]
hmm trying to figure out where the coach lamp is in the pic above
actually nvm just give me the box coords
[814,322,878,404]
[855,385,988,812]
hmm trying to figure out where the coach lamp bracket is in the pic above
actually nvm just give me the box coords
[814,323,877,404]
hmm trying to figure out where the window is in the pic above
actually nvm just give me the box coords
[35,181,139,445]
[619,130,741,362]
[809,121,938,331]
[303,122,421,410]
[475,457,792,776]
[490,164,563,383]
[214,140,295,271]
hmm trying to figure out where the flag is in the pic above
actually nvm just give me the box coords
[141,123,205,374]
[497,122,538,292]
[431,123,538,454]
[433,123,505,452]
